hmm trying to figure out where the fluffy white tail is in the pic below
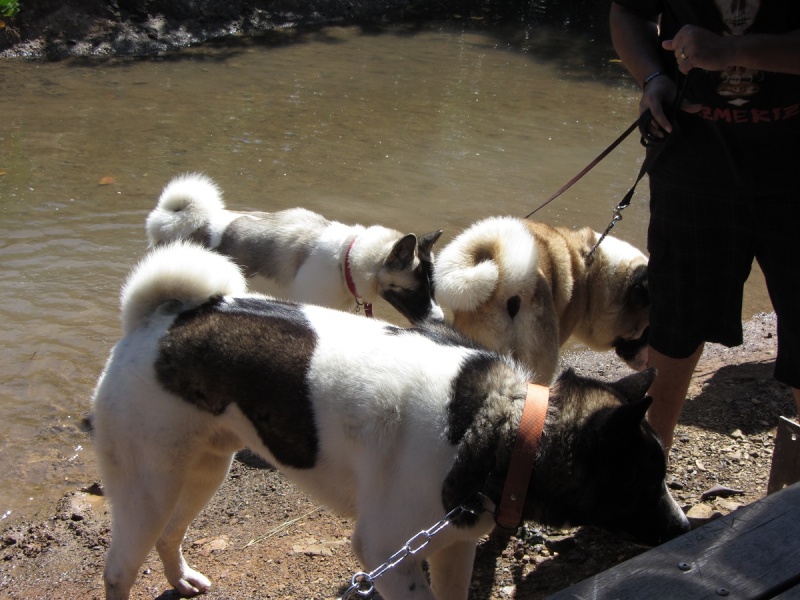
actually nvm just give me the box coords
[435,216,538,312]
[145,173,225,246]
[120,242,246,335]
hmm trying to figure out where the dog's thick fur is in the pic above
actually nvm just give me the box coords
[92,242,688,600]
[145,173,444,323]
[434,216,650,384]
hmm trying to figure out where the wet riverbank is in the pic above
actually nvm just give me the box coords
[0,0,612,60]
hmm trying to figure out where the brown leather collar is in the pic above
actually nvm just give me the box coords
[495,383,549,530]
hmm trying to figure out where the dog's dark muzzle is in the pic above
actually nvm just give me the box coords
[613,327,649,365]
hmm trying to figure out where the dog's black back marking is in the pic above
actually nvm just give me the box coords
[217,211,327,279]
[155,297,319,469]
[387,319,487,350]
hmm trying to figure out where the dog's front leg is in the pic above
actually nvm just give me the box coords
[351,528,436,600]
[374,559,436,600]
[427,540,476,600]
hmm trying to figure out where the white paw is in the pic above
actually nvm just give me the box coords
[173,567,211,597]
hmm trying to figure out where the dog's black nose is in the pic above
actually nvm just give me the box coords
[613,327,649,361]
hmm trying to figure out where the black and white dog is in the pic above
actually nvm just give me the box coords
[92,242,689,600]
[146,173,444,323]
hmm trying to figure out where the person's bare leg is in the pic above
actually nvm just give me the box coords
[646,344,704,452]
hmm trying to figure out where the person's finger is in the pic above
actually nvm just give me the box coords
[648,101,673,134]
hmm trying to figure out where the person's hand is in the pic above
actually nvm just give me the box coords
[640,74,676,139]
[663,25,737,74]
[639,65,703,141]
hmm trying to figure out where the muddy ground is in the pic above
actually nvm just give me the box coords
[0,312,794,600]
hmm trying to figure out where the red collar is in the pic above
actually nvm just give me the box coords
[495,383,549,530]
[345,238,373,318]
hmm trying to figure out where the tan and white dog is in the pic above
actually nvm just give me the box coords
[434,216,650,384]
[145,173,444,324]
[92,242,688,600]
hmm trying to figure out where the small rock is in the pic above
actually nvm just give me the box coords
[686,504,715,519]
[717,499,742,512]
[545,535,575,555]
[700,484,745,500]
[686,504,723,527]
[500,585,516,596]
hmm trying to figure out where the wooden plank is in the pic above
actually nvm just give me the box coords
[545,482,800,600]
[772,585,800,599]
[767,417,800,495]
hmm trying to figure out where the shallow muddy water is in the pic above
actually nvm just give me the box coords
[0,22,771,524]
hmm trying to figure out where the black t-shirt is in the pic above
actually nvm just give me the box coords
[614,0,800,193]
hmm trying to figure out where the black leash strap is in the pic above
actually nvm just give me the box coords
[585,75,689,262]
[584,119,657,263]
[524,113,645,219]
[526,73,689,222]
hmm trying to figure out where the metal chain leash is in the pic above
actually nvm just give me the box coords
[339,503,484,600]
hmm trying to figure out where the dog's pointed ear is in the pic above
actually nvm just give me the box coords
[610,367,657,403]
[417,230,443,262]
[604,395,653,442]
[386,234,417,270]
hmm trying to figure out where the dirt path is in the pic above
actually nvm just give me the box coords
[0,313,792,600]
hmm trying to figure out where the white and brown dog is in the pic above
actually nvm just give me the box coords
[145,173,443,323]
[434,216,650,384]
[92,242,688,600]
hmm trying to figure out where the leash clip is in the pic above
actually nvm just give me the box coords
[587,207,624,266]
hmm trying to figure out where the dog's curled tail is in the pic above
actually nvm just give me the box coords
[145,173,226,246]
[120,241,246,335]
[435,216,538,312]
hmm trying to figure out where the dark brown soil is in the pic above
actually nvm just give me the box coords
[0,312,793,600]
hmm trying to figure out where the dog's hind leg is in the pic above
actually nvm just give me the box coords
[428,540,476,600]
[155,450,234,596]
[103,471,187,600]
